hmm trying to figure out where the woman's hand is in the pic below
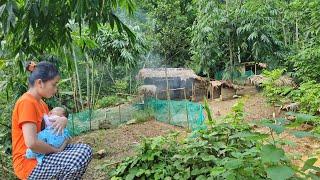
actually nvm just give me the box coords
[51,116,68,135]
[54,138,70,153]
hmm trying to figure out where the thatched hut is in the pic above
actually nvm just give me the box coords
[137,68,209,101]
[240,62,267,75]
[220,80,242,101]
[208,81,222,100]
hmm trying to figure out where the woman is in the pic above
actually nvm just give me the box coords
[11,61,92,180]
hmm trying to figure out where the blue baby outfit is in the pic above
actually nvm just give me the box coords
[26,127,70,164]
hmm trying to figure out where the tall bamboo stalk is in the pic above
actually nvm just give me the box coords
[95,64,105,107]
[165,56,171,124]
[84,54,92,130]
[72,47,84,110]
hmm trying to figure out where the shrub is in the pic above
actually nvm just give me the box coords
[110,99,318,179]
[96,96,121,108]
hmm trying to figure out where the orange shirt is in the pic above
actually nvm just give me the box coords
[11,93,49,179]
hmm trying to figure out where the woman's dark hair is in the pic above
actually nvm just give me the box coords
[25,61,59,86]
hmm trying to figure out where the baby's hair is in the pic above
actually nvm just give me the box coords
[64,109,69,118]
[25,60,59,86]
[51,107,69,118]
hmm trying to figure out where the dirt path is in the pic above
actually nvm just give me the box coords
[209,86,277,120]
[73,120,185,179]
[209,86,320,167]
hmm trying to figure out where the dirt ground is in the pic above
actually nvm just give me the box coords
[74,86,319,179]
[73,120,185,179]
[209,86,277,120]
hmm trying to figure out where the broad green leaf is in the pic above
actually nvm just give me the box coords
[0,4,6,17]
[201,155,216,161]
[195,175,207,180]
[302,157,317,171]
[261,144,285,163]
[191,167,211,176]
[263,123,285,134]
[224,159,243,169]
[125,167,139,180]
[290,131,314,138]
[210,167,225,176]
[266,166,295,180]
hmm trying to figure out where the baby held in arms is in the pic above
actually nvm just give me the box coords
[25,107,71,164]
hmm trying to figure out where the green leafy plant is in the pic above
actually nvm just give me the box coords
[132,108,155,123]
[110,98,317,179]
[96,96,123,108]
[261,69,294,105]
[289,81,320,115]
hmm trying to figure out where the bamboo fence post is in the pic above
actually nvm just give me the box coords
[184,88,190,130]
[119,105,121,123]
[72,113,75,136]
[168,91,172,125]
[105,110,108,122]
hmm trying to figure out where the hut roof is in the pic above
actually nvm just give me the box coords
[241,62,267,68]
[274,75,296,87]
[249,75,268,85]
[220,80,242,90]
[137,68,200,81]
[210,80,222,89]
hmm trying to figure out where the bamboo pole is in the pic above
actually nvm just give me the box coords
[184,88,190,130]
[254,63,257,75]
[72,47,84,110]
[165,65,172,124]
[72,73,79,112]
[72,114,75,136]
[119,105,121,123]
[95,64,105,105]
[191,82,194,101]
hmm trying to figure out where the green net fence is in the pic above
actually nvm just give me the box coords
[67,98,206,136]
[145,98,206,131]
[215,70,254,82]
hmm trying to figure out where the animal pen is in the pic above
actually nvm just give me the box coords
[66,97,206,136]
[67,82,206,136]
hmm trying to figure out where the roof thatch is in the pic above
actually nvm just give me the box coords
[210,80,222,89]
[274,75,297,87]
[221,80,242,90]
[248,75,268,86]
[137,68,199,81]
[242,62,267,68]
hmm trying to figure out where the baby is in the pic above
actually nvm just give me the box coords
[26,107,71,164]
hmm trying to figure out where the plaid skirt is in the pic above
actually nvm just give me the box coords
[28,143,92,180]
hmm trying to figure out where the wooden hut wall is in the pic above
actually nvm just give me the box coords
[221,87,236,100]
[143,77,194,100]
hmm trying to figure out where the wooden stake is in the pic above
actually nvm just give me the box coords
[72,114,75,136]
[119,105,121,123]
[255,63,257,75]
[184,88,190,130]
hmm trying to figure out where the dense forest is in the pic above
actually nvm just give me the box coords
[1,0,320,179]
